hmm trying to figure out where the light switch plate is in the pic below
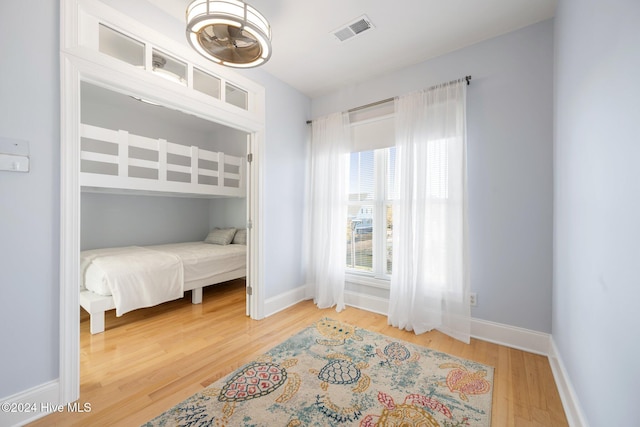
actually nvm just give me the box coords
[0,137,30,172]
[0,153,30,172]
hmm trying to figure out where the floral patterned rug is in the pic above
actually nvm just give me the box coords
[143,318,493,426]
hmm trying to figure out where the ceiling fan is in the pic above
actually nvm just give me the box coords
[186,0,272,68]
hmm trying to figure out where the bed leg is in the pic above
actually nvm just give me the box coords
[192,288,203,304]
[90,312,105,334]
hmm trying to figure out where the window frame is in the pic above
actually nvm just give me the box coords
[346,147,394,284]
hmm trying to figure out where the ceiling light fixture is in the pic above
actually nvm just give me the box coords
[151,53,186,85]
[186,0,272,68]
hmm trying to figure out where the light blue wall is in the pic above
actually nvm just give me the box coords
[239,69,311,299]
[553,0,640,425]
[315,20,555,333]
[81,193,211,250]
[209,198,247,230]
[0,1,59,397]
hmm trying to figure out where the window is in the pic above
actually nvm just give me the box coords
[99,24,145,67]
[346,147,395,278]
[193,68,221,99]
[225,83,248,110]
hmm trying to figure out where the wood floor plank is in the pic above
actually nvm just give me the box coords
[511,349,532,421]
[28,279,568,426]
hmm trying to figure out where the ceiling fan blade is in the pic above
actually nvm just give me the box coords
[228,26,256,44]
[211,24,231,42]
[199,39,241,62]
[200,28,214,43]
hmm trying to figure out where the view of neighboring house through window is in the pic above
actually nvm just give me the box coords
[347,147,395,278]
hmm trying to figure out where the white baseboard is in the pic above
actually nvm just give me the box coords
[0,380,59,427]
[264,287,390,318]
[548,338,589,427]
[263,285,309,317]
[470,318,550,356]
[344,290,551,355]
[345,290,389,315]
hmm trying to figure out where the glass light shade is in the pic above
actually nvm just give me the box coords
[186,0,272,68]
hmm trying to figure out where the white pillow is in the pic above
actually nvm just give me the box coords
[204,228,237,245]
[232,228,247,245]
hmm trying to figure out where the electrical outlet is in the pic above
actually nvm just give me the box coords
[469,292,477,307]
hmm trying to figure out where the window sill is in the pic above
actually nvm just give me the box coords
[345,272,390,290]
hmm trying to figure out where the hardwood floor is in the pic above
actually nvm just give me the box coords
[29,280,568,426]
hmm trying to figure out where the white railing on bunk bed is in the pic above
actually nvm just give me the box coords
[80,123,245,197]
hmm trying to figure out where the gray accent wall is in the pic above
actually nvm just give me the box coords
[554,0,640,425]
[0,1,59,397]
[209,198,247,230]
[81,193,211,250]
[314,20,555,333]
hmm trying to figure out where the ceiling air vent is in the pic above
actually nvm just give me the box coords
[332,15,374,42]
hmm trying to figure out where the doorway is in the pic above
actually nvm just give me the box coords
[60,63,265,404]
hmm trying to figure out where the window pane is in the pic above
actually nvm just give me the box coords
[99,24,144,67]
[346,147,395,277]
[349,151,375,201]
[225,83,248,110]
[193,68,221,99]
[346,204,373,272]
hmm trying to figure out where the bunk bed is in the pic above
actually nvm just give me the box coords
[80,238,246,334]
[79,123,247,334]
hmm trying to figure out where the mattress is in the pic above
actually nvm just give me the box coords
[81,242,246,297]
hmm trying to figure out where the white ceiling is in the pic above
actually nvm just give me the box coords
[149,0,557,98]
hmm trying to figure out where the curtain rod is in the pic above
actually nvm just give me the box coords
[306,75,471,125]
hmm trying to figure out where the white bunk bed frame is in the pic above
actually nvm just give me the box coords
[80,267,245,334]
[80,123,245,197]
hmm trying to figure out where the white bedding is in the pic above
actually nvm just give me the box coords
[80,242,246,317]
[147,242,246,284]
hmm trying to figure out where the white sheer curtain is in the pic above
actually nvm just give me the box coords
[304,112,351,311]
[389,79,470,343]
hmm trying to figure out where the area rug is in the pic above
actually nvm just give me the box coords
[143,318,493,426]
